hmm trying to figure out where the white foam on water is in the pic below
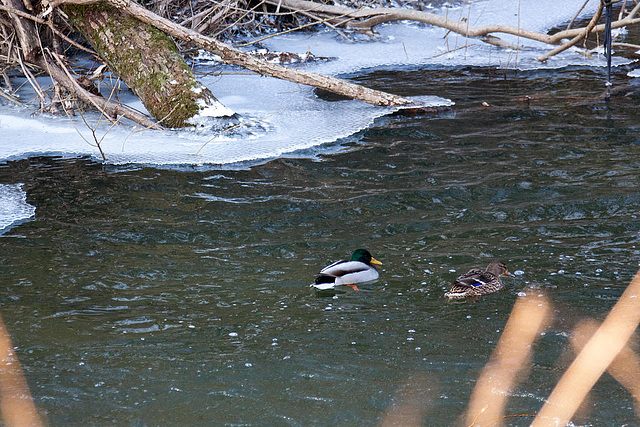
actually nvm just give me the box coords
[0,184,36,235]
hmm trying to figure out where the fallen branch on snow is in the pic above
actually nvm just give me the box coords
[46,0,421,108]
[261,0,640,62]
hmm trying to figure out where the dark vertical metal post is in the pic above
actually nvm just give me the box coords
[603,0,613,100]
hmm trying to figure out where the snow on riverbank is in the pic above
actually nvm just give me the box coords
[0,0,633,170]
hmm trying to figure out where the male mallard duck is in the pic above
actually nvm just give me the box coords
[444,260,515,299]
[311,249,382,292]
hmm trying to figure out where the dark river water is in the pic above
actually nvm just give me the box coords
[1,64,640,425]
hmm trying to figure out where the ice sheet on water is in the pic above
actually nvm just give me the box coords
[0,88,448,167]
[0,0,631,168]
[0,184,36,235]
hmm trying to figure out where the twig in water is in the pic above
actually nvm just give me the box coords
[428,43,476,59]
[538,3,604,62]
[62,79,125,160]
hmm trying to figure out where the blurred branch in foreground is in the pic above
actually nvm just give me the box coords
[532,268,640,426]
[378,372,434,427]
[381,267,640,426]
[0,314,42,427]
[465,289,552,426]
[571,319,640,418]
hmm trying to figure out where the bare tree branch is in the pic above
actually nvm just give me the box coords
[0,4,95,55]
[42,51,164,129]
[261,0,640,61]
[47,0,420,107]
[537,3,604,62]
[539,1,640,61]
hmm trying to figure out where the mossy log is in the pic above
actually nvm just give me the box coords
[52,0,420,108]
[63,4,234,128]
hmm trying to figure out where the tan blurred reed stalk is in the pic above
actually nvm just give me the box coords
[0,314,42,427]
[378,373,434,427]
[570,319,640,416]
[465,289,552,426]
[532,268,640,426]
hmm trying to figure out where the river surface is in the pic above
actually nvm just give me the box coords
[1,64,640,425]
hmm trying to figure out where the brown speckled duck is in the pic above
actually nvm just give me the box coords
[445,260,514,299]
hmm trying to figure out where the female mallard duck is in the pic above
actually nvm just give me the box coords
[311,249,382,292]
[445,260,514,299]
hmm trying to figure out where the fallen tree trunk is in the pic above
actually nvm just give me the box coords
[2,0,160,128]
[43,50,162,129]
[48,0,420,108]
[7,0,634,130]
[0,0,223,128]
[62,3,235,128]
